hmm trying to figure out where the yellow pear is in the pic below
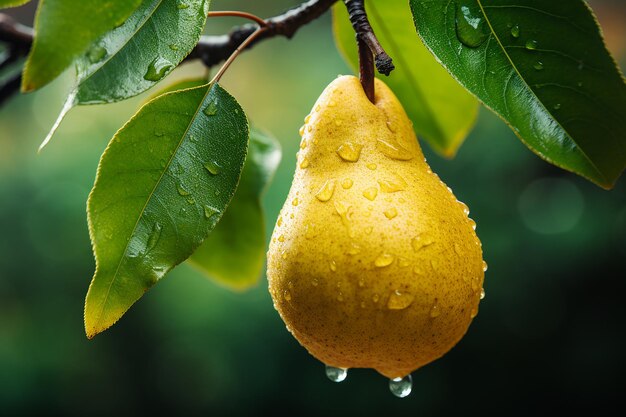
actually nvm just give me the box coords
[267,75,485,380]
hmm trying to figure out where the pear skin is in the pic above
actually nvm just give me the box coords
[267,75,484,379]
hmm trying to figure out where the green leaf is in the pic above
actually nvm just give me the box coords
[84,82,249,338]
[22,0,142,92]
[188,129,281,290]
[410,0,626,188]
[0,0,31,8]
[40,0,211,150]
[332,0,479,157]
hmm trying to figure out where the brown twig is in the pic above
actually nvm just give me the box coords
[343,0,394,75]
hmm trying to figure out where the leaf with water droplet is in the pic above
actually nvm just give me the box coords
[188,129,281,290]
[84,81,248,338]
[454,2,489,48]
[333,0,478,157]
[38,0,211,149]
[410,0,626,188]
[21,0,141,92]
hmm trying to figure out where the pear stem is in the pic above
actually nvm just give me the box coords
[343,0,395,76]
[358,35,375,103]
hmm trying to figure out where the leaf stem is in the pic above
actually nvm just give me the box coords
[207,11,268,28]
[209,27,269,85]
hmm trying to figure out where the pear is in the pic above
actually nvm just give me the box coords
[267,75,484,379]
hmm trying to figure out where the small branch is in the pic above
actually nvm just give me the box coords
[358,35,374,103]
[0,0,340,104]
[343,0,394,76]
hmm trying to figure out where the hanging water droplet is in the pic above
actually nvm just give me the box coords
[458,201,470,215]
[300,139,307,150]
[525,39,538,50]
[144,57,174,81]
[315,179,336,202]
[87,45,107,63]
[384,207,398,219]
[469,218,477,230]
[300,157,310,169]
[455,2,489,48]
[533,61,544,71]
[411,234,434,251]
[204,161,221,175]
[375,253,394,267]
[376,138,413,160]
[304,114,312,123]
[387,290,415,310]
[389,375,412,398]
[363,187,378,201]
[325,365,347,382]
[510,24,520,38]
[298,125,305,137]
[336,142,363,162]
[482,260,488,272]
[470,307,478,318]
[480,288,486,300]
[203,100,218,116]
[341,178,353,189]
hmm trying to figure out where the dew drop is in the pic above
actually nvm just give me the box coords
[387,290,415,310]
[169,44,179,51]
[375,253,394,267]
[204,205,219,219]
[470,307,478,318]
[363,187,378,201]
[300,157,310,169]
[146,222,162,254]
[304,114,312,123]
[87,45,107,63]
[292,198,299,207]
[430,301,441,318]
[144,57,173,81]
[378,174,408,193]
[341,178,353,189]
[366,163,377,170]
[315,179,336,202]
[411,234,434,251]
[325,365,347,382]
[315,105,321,112]
[533,61,544,71]
[177,2,189,9]
[372,294,380,303]
[284,290,292,301]
[348,243,361,255]
[329,259,337,272]
[335,119,343,126]
[480,288,486,300]
[203,100,218,116]
[510,24,520,38]
[278,235,285,242]
[298,125,305,136]
[454,243,463,255]
[358,277,365,287]
[311,278,319,287]
[376,138,413,160]
[458,201,470,215]
[389,375,412,398]
[336,142,363,162]
[469,218,477,230]
[553,103,562,110]
[204,161,221,175]
[177,183,191,196]
[384,208,398,219]
[277,216,283,227]
[482,260,488,272]
[525,39,538,50]
[455,2,488,48]
[300,139,307,149]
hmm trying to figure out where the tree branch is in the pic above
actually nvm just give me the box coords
[0,0,343,103]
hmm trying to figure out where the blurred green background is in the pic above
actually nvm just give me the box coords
[1,0,625,415]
